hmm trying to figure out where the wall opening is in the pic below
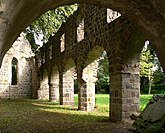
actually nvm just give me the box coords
[107,9,121,23]
[77,18,84,43]
[11,57,18,85]
[60,34,65,52]
[140,41,165,99]
[96,51,110,114]
[81,45,109,111]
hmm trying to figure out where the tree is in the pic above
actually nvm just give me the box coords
[25,4,78,52]
[96,51,110,93]
[140,43,154,94]
[152,59,164,84]
[140,41,164,94]
[140,43,154,78]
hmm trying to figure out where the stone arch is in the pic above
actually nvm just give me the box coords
[59,58,76,105]
[78,45,104,111]
[0,1,165,75]
[38,69,49,99]
[106,31,145,121]
[49,65,59,102]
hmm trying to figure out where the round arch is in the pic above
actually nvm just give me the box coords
[0,1,165,71]
[80,45,105,111]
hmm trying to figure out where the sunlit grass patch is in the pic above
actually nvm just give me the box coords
[0,94,153,132]
[140,94,153,111]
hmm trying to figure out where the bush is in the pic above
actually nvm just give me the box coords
[141,84,165,94]
[96,85,109,94]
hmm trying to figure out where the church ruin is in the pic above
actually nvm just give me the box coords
[0,1,164,124]
[0,33,34,98]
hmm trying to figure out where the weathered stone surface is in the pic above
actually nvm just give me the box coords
[0,33,34,98]
[0,0,164,124]
[132,95,165,133]
[0,0,165,73]
[130,112,140,120]
[36,5,141,121]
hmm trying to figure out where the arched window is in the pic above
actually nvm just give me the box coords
[11,57,18,85]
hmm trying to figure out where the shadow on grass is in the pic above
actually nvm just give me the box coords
[0,98,131,133]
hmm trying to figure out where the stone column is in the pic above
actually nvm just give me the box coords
[59,68,74,105]
[77,75,97,111]
[38,70,49,99]
[77,76,87,111]
[77,61,98,111]
[109,65,140,121]
[48,78,59,102]
[48,83,59,102]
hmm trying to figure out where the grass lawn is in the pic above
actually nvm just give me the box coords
[140,94,153,111]
[75,94,152,112]
[0,94,152,132]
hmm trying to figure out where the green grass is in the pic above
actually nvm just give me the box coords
[140,94,153,111]
[0,94,153,132]
[75,94,152,112]
[74,94,109,115]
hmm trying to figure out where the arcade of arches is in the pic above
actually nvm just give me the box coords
[0,1,164,122]
[35,4,143,122]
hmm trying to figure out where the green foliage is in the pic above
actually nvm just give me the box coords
[152,62,164,84]
[141,84,165,94]
[96,51,110,93]
[25,4,78,52]
[25,32,39,52]
[140,42,165,93]
[140,44,154,77]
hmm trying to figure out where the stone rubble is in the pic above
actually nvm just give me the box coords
[132,95,165,133]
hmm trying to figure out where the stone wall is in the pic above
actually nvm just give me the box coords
[0,1,165,85]
[0,33,34,98]
[35,4,144,122]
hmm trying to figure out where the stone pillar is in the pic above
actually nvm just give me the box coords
[77,76,88,111]
[38,70,49,99]
[109,65,140,121]
[49,71,59,102]
[59,68,74,105]
[77,61,98,111]
[78,79,96,111]
[48,76,59,102]
[121,72,140,118]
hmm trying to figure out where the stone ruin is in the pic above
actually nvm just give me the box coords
[0,3,164,125]
[0,33,34,98]
[132,95,165,133]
